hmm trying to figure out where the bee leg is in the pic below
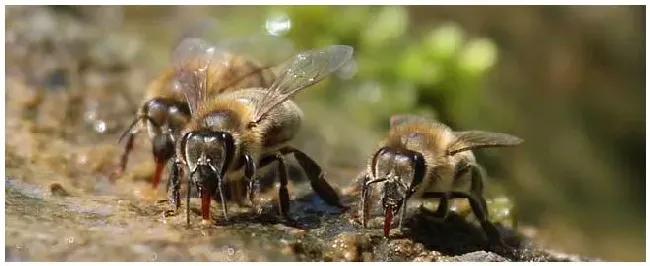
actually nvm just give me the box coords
[397,198,409,232]
[257,151,300,225]
[282,146,348,210]
[468,163,486,196]
[119,132,135,173]
[360,173,372,228]
[165,162,174,194]
[112,115,143,180]
[242,154,261,213]
[247,179,261,213]
[457,192,506,247]
[229,178,245,207]
[451,161,509,249]
[217,175,229,222]
[420,192,450,221]
[111,131,135,181]
[275,153,293,220]
[467,164,511,249]
[186,172,192,227]
[164,159,182,218]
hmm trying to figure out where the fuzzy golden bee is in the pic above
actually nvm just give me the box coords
[164,40,355,226]
[359,115,523,244]
[113,35,291,192]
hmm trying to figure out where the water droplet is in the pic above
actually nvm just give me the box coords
[76,154,88,165]
[205,47,215,56]
[94,120,107,133]
[265,13,291,36]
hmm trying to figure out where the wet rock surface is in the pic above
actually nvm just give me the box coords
[5,6,595,262]
[5,176,589,261]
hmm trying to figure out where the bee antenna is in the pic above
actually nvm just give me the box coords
[366,178,388,186]
[408,151,426,192]
[215,132,235,174]
[118,115,162,144]
[371,147,390,178]
[186,169,192,227]
[118,116,143,143]
[189,165,199,178]
[179,132,194,163]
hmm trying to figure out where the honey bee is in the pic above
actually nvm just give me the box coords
[359,114,523,245]
[164,41,355,226]
[113,34,292,193]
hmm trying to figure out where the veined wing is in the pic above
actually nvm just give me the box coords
[171,37,228,114]
[209,35,295,91]
[174,18,294,67]
[169,17,295,113]
[448,131,524,155]
[170,36,294,113]
[215,35,294,70]
[250,44,355,124]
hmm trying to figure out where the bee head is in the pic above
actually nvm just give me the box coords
[180,130,235,191]
[142,98,191,141]
[141,98,190,166]
[369,146,426,233]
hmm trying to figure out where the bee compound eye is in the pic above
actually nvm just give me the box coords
[409,151,426,188]
[168,107,190,131]
[145,99,170,126]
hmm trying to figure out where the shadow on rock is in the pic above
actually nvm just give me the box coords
[402,210,527,261]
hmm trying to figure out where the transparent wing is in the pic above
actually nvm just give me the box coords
[210,35,295,91]
[171,37,228,114]
[175,18,294,71]
[251,45,355,123]
[216,35,294,69]
[170,35,294,114]
[174,17,294,62]
[448,131,524,155]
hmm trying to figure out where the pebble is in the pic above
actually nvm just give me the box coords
[50,182,71,197]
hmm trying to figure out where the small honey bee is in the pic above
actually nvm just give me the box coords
[359,114,523,244]
[165,40,355,226]
[113,33,292,192]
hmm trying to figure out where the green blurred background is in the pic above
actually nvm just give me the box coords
[7,6,645,261]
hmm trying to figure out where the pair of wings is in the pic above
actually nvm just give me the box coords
[390,115,524,155]
[170,35,354,124]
